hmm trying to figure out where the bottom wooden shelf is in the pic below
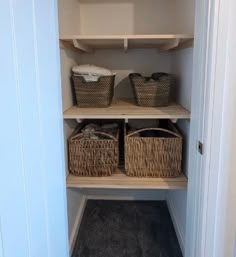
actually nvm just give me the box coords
[66,170,188,189]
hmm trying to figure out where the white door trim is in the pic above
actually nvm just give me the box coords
[186,0,236,256]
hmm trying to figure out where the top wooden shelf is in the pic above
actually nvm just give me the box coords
[60,34,194,53]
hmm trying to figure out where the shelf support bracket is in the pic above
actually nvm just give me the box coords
[72,39,92,53]
[177,39,194,50]
[60,40,81,52]
[159,39,180,51]
[124,38,128,53]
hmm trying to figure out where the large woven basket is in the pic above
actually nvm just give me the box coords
[129,73,172,107]
[72,75,115,107]
[125,122,182,177]
[68,125,119,176]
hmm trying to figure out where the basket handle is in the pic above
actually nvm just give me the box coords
[127,127,181,138]
[71,131,117,141]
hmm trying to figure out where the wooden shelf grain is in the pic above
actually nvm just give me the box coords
[66,170,188,189]
[63,99,190,120]
[60,34,194,52]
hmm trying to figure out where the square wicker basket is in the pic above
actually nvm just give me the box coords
[125,122,182,177]
[129,73,172,107]
[68,123,119,176]
[72,75,115,107]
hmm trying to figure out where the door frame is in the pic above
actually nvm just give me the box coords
[186,0,236,256]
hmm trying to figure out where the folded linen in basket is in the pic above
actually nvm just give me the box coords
[72,64,115,82]
[80,123,118,139]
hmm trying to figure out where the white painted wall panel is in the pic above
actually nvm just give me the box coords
[79,0,194,35]
[167,190,187,252]
[67,189,84,237]
[59,38,83,249]
[0,0,69,256]
[167,48,194,253]
[171,49,193,111]
[171,49,193,177]
[80,2,134,35]
[58,0,80,35]
[174,0,195,35]
[60,50,78,111]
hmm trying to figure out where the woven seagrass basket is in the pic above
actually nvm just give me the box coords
[68,124,119,176]
[72,75,115,107]
[129,73,172,107]
[125,122,182,177]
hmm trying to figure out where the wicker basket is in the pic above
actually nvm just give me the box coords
[68,124,119,176]
[129,73,172,107]
[125,122,182,177]
[72,75,115,107]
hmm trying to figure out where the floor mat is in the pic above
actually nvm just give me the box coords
[72,200,183,257]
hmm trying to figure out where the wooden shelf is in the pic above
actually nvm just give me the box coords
[67,170,188,189]
[63,99,190,120]
[60,34,194,53]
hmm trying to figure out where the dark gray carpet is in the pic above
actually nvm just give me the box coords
[72,200,183,257]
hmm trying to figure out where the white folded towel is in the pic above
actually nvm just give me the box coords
[72,64,115,82]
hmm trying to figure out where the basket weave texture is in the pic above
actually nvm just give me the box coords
[72,75,115,107]
[129,73,172,107]
[68,125,119,176]
[125,123,182,177]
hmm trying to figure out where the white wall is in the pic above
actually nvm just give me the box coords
[167,48,194,253]
[167,190,187,253]
[60,49,83,246]
[60,50,79,110]
[172,48,193,176]
[67,189,84,236]
[58,0,85,246]
[78,0,194,35]
[58,0,80,35]
[59,48,82,246]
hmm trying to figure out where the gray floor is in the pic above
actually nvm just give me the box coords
[72,200,183,257]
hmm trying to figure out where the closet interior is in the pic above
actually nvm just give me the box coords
[58,0,195,254]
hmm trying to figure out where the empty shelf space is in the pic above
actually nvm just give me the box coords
[60,34,194,53]
[66,170,188,189]
[63,99,191,120]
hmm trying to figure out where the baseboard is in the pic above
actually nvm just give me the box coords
[167,193,185,255]
[69,195,87,255]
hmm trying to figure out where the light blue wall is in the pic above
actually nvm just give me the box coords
[0,1,69,257]
[0,225,3,257]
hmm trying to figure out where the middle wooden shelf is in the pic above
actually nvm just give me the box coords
[63,98,190,120]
